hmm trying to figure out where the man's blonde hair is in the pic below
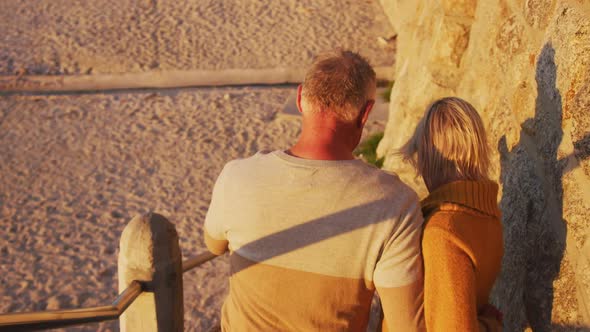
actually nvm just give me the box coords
[301,49,376,122]
[401,97,491,187]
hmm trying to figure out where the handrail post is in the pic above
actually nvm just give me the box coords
[118,213,184,332]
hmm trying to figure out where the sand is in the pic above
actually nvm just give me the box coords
[0,1,395,331]
[0,87,299,331]
[0,0,395,75]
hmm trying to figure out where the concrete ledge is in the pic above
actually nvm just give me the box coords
[0,67,395,93]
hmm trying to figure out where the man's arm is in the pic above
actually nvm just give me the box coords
[204,230,228,255]
[203,165,231,255]
[378,280,424,332]
[374,196,425,332]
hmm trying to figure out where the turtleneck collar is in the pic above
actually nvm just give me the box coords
[421,180,501,219]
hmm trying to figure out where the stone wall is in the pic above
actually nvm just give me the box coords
[377,0,590,330]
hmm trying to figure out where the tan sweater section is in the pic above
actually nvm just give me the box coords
[421,181,504,332]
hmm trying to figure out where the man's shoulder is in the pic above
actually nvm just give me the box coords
[221,150,276,173]
[361,167,418,200]
[367,167,402,186]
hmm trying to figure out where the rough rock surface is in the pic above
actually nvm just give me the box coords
[377,0,590,330]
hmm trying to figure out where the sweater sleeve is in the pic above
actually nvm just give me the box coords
[422,226,480,332]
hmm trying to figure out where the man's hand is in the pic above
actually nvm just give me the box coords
[478,303,503,332]
[480,303,503,323]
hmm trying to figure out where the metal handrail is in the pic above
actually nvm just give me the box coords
[182,252,218,273]
[0,252,218,331]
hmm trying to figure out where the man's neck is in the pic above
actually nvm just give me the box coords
[288,119,358,161]
[288,141,355,161]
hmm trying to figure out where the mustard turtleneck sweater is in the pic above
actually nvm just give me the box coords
[421,180,504,332]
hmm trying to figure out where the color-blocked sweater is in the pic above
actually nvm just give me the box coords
[204,150,425,331]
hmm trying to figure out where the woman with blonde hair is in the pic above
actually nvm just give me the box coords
[401,97,503,331]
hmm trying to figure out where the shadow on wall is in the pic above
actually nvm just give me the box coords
[496,43,590,331]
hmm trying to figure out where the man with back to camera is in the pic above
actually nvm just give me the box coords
[203,49,425,331]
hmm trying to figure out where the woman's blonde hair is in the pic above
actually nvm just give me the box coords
[401,97,491,188]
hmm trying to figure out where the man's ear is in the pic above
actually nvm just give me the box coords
[296,85,303,114]
[358,100,375,128]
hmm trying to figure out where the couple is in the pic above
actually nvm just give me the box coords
[204,50,503,331]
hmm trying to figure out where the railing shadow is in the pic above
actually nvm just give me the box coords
[225,197,412,275]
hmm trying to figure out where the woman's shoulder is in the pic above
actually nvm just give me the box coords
[422,210,466,246]
[425,202,501,229]
[424,207,501,243]
[423,207,503,263]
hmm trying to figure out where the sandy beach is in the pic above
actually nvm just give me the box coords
[1,87,300,331]
[0,0,395,75]
[0,1,395,331]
